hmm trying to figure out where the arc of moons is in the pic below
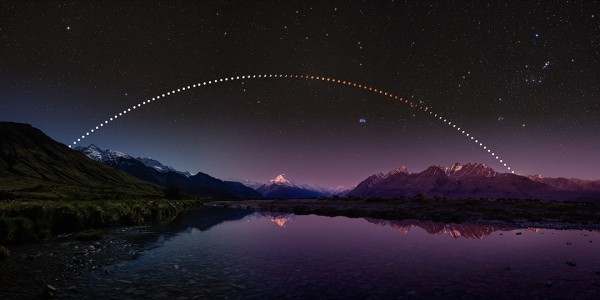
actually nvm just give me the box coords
[70,74,515,174]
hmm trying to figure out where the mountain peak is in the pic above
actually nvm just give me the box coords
[421,165,446,176]
[270,174,291,185]
[77,144,132,161]
[528,174,544,179]
[257,175,333,198]
[446,162,464,173]
[388,166,410,176]
[444,162,497,179]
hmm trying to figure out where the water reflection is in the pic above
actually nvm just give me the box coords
[256,211,295,228]
[167,206,253,232]
[65,208,600,299]
[365,218,519,239]
[254,211,518,239]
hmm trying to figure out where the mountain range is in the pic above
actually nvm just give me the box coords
[349,163,600,201]
[75,144,260,198]
[0,122,161,199]
[256,174,349,198]
[2,122,599,201]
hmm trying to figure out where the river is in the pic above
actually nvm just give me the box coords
[5,206,600,299]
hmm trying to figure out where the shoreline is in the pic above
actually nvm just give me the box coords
[0,199,203,246]
[206,198,600,231]
[0,225,161,299]
[0,199,204,299]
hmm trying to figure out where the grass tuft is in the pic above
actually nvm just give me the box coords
[0,199,202,244]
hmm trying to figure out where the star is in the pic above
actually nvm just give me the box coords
[542,61,550,69]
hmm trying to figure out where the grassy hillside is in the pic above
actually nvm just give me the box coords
[0,199,202,244]
[0,122,162,199]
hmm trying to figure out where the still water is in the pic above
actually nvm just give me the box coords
[70,207,600,299]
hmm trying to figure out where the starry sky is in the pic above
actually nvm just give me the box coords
[1,1,599,187]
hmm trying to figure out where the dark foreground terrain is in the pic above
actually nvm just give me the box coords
[2,197,600,299]
[0,199,203,299]
[0,199,203,245]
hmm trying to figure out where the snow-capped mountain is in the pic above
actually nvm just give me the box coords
[234,176,350,196]
[270,174,291,185]
[256,174,331,198]
[349,162,600,201]
[0,122,162,198]
[330,185,353,196]
[76,145,191,177]
[75,144,260,198]
[136,157,192,177]
[75,144,132,162]
[444,162,498,179]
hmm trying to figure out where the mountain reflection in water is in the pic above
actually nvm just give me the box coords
[253,211,517,239]
[365,218,519,239]
[64,207,600,299]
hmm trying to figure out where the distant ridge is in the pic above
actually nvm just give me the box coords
[75,144,261,198]
[256,174,331,198]
[350,163,600,201]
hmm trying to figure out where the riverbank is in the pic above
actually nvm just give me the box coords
[0,225,165,299]
[0,199,203,245]
[0,199,204,299]
[208,197,600,230]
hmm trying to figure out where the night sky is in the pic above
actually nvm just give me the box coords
[1,1,599,188]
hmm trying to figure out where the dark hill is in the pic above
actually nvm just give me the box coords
[0,122,162,199]
[75,144,262,198]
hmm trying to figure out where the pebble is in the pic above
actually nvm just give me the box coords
[566,261,577,267]
[0,245,10,260]
[44,284,57,298]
